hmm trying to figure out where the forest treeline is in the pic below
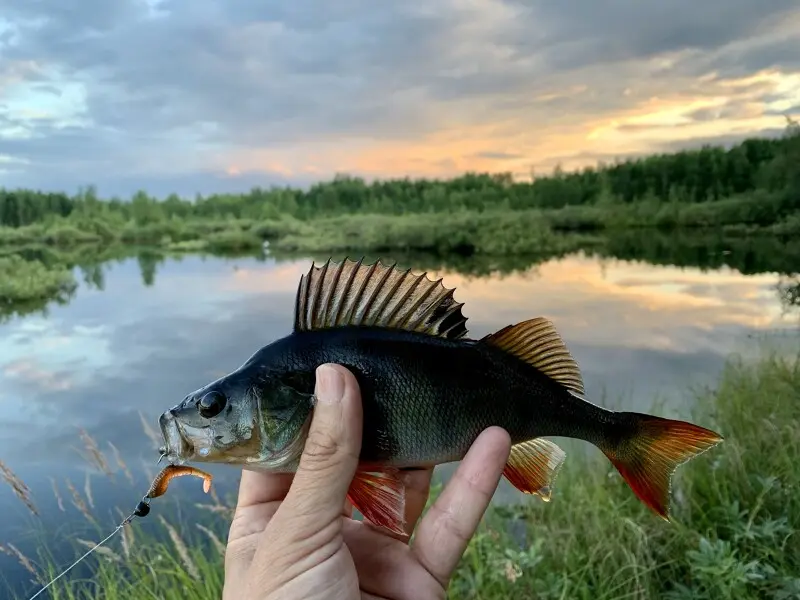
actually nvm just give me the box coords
[1,119,798,228]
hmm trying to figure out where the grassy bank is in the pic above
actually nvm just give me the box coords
[264,189,800,256]
[2,348,798,599]
[0,188,798,276]
[0,187,798,256]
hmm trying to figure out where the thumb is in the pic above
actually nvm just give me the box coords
[280,363,363,528]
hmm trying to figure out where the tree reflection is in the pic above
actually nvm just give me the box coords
[1,233,799,323]
[777,276,800,314]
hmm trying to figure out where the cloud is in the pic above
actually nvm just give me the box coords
[2,359,74,392]
[475,151,526,160]
[0,0,798,195]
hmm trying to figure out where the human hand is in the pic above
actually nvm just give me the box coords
[223,363,512,600]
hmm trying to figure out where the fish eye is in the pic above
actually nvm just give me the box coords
[198,391,227,419]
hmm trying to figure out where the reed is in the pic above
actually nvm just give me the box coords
[0,461,38,517]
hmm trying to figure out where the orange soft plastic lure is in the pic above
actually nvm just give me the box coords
[146,464,212,499]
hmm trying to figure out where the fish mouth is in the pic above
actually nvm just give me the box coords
[158,410,191,465]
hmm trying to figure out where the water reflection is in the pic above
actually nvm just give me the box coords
[778,276,800,313]
[1,247,795,472]
[4,230,800,323]
[0,233,797,595]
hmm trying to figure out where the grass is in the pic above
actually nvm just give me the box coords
[453,349,800,599]
[1,348,798,599]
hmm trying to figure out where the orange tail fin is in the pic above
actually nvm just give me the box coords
[601,413,723,520]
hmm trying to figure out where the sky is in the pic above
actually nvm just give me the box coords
[0,0,799,197]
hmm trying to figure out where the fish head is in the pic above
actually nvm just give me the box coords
[158,367,315,471]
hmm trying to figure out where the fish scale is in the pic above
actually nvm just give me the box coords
[159,257,724,536]
[264,326,575,464]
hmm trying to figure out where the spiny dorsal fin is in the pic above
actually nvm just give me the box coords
[482,317,585,398]
[293,257,469,339]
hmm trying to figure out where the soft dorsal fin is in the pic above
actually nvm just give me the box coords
[482,317,585,398]
[293,258,469,339]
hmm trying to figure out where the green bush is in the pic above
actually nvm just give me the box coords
[205,230,263,252]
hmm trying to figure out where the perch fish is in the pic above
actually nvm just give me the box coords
[158,258,723,534]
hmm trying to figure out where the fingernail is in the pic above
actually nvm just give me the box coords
[315,364,344,405]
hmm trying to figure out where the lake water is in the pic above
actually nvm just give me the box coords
[1,244,797,596]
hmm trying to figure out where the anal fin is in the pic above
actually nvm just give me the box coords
[503,438,566,502]
[347,468,407,536]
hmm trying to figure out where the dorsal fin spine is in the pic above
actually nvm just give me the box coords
[333,256,360,327]
[360,262,396,326]
[339,257,366,326]
[300,267,313,330]
[384,270,422,327]
[428,287,456,324]
[404,278,444,331]
[321,259,346,327]
[396,274,434,329]
[347,260,379,326]
[293,273,306,332]
[308,258,331,326]
[375,266,411,326]
[440,302,467,337]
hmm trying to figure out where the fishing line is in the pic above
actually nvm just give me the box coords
[25,464,212,600]
[26,497,151,600]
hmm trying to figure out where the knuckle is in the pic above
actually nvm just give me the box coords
[428,503,471,551]
[301,428,341,468]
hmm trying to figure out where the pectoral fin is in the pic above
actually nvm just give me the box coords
[503,438,567,501]
[347,468,407,536]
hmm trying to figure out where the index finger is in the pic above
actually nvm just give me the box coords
[411,427,511,587]
[235,468,294,508]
